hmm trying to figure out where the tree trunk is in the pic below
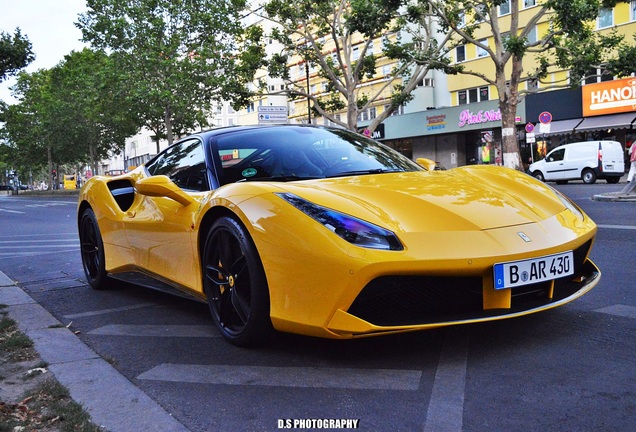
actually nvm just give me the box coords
[47,146,53,190]
[165,106,174,145]
[500,101,522,171]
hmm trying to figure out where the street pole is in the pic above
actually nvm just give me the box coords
[305,60,311,124]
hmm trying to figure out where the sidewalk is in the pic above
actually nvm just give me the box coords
[0,270,189,432]
[591,178,636,202]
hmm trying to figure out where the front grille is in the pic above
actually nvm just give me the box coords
[347,240,594,327]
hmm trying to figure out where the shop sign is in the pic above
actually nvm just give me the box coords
[583,77,636,117]
[426,114,447,131]
[458,109,502,127]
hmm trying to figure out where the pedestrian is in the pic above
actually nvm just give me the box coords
[628,143,636,183]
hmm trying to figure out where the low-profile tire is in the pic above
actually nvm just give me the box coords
[79,208,110,290]
[581,169,597,184]
[202,216,272,347]
[532,171,545,182]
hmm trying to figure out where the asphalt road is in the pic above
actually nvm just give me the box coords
[0,182,634,432]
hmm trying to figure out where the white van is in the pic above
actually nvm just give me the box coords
[529,140,624,184]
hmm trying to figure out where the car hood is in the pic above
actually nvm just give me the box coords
[276,166,568,232]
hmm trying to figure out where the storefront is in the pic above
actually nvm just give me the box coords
[365,100,527,169]
[525,77,636,169]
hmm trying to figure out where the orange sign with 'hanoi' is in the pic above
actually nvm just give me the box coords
[582,77,636,117]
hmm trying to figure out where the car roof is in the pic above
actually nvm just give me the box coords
[190,124,339,141]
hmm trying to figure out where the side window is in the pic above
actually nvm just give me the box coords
[548,148,565,162]
[145,139,208,191]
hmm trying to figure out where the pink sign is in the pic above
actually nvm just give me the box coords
[458,109,502,127]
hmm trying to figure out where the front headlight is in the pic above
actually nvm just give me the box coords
[277,193,403,250]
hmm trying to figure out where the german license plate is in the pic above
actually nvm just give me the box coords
[493,251,574,290]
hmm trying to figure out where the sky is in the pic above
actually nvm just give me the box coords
[0,0,87,103]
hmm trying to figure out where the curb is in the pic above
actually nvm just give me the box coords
[0,271,189,432]
[592,193,636,202]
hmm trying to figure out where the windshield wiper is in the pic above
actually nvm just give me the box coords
[239,175,323,182]
[326,168,391,178]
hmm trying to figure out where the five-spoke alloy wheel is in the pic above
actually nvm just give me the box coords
[79,208,110,290]
[203,217,271,346]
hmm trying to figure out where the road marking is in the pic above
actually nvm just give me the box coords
[596,224,636,230]
[65,303,159,319]
[594,304,636,320]
[0,208,25,214]
[138,364,422,390]
[88,324,218,338]
[423,327,469,432]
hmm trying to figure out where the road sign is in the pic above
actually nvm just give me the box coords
[525,123,535,133]
[539,111,552,124]
[257,106,288,113]
[257,106,288,124]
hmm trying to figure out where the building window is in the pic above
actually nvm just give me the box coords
[227,105,235,114]
[352,46,360,61]
[527,26,538,44]
[524,0,536,8]
[598,7,613,29]
[458,90,467,105]
[527,79,539,91]
[456,45,466,62]
[631,1,636,21]
[417,78,435,87]
[499,0,511,16]
[480,87,489,101]
[458,86,489,105]
[382,64,392,76]
[357,107,377,122]
[384,104,404,116]
[246,102,255,113]
[477,39,488,57]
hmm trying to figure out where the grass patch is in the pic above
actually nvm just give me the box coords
[0,311,103,431]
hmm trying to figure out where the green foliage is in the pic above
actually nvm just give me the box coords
[265,0,453,130]
[0,28,35,82]
[77,0,259,143]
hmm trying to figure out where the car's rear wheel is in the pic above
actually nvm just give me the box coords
[79,208,110,290]
[581,169,597,184]
[202,216,272,346]
[607,177,620,184]
[532,171,545,182]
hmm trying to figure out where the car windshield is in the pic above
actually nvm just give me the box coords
[214,126,422,185]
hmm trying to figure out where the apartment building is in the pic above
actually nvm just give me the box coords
[103,1,635,175]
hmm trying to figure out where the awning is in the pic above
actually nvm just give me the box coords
[576,112,636,132]
[542,118,584,135]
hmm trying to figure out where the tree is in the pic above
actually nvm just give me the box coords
[48,49,139,176]
[422,0,633,170]
[0,70,56,186]
[0,28,35,83]
[76,0,263,147]
[263,0,456,132]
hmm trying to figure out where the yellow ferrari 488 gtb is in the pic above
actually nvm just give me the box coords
[78,125,600,346]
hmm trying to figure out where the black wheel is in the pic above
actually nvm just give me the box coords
[79,208,110,290]
[606,177,620,184]
[581,169,597,184]
[532,171,545,182]
[202,217,272,346]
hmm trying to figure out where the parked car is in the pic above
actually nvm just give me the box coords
[529,140,624,184]
[77,125,600,346]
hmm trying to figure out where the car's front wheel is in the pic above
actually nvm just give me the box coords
[532,171,545,182]
[202,216,272,347]
[79,208,110,290]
